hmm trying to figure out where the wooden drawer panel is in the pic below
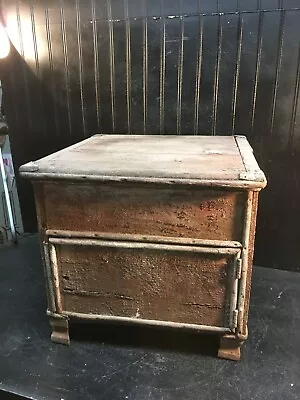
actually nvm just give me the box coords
[43,183,246,242]
[52,239,240,329]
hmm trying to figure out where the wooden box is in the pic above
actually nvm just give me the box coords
[20,135,267,360]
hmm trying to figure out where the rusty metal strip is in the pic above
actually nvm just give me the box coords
[63,311,232,333]
[237,191,253,333]
[229,251,241,329]
[42,242,56,312]
[47,309,69,320]
[49,244,63,313]
[46,229,242,248]
[19,172,266,189]
[48,237,240,255]
[229,259,238,329]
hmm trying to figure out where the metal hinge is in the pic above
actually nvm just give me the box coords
[232,309,239,328]
[236,258,242,280]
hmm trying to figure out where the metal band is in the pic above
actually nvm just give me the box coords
[63,311,232,333]
[49,244,63,313]
[237,191,253,333]
[48,237,241,255]
[42,242,56,312]
[19,171,266,189]
[46,229,242,249]
[229,251,242,329]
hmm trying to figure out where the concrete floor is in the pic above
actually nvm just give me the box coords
[0,236,299,400]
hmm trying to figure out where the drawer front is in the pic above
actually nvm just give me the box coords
[43,183,246,242]
[50,238,240,330]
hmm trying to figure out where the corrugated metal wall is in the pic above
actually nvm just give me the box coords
[0,0,300,271]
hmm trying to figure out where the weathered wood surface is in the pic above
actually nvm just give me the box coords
[43,183,246,242]
[56,243,236,328]
[218,334,241,361]
[22,135,267,360]
[19,135,266,185]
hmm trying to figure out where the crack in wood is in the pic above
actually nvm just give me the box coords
[63,288,135,301]
[182,302,223,309]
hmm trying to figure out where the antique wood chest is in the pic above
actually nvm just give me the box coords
[19,135,267,360]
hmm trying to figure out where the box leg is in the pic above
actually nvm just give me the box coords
[50,316,70,345]
[218,334,241,361]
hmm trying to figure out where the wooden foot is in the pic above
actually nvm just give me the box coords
[50,316,70,345]
[218,334,241,361]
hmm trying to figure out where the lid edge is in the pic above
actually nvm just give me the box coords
[18,171,267,189]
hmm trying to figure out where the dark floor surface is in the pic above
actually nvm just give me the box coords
[0,236,299,400]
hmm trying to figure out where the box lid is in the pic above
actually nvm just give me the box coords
[19,135,267,188]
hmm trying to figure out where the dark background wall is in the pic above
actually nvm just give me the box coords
[0,0,300,271]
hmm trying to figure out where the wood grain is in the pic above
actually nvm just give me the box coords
[44,183,246,242]
[57,243,235,328]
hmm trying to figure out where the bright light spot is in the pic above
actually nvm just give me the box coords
[4,11,47,64]
[0,24,10,59]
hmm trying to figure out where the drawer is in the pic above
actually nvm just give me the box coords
[49,238,241,331]
[42,182,246,242]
